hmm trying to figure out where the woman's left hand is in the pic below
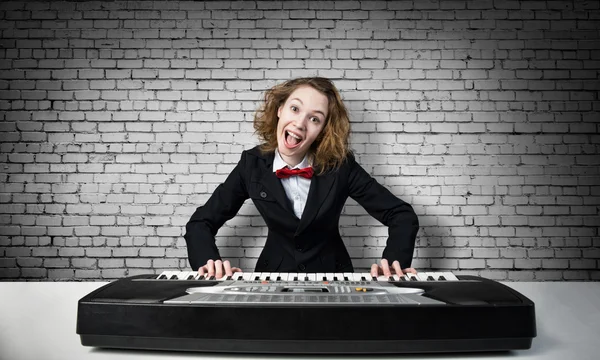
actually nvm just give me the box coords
[370,259,417,278]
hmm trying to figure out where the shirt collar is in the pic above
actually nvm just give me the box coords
[273,149,310,172]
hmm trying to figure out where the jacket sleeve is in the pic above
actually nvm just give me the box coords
[346,154,419,268]
[184,151,249,271]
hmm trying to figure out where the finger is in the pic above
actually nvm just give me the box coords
[403,267,418,275]
[214,259,223,279]
[231,267,242,273]
[392,260,404,276]
[197,265,207,276]
[206,259,215,277]
[380,259,392,277]
[370,263,380,277]
[222,260,233,277]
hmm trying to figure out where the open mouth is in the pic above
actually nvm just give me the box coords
[284,130,303,149]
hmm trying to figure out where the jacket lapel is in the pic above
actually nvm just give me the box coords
[296,170,336,234]
[257,151,295,215]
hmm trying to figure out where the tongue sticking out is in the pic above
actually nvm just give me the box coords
[287,133,300,146]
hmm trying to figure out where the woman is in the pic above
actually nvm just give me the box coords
[184,77,419,279]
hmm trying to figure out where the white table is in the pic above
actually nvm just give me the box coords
[1,281,599,360]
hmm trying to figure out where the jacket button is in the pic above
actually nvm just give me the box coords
[260,191,267,198]
[298,264,306,271]
[295,244,303,252]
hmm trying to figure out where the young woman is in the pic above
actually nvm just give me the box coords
[184,77,419,279]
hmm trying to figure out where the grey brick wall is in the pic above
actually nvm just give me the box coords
[0,0,599,281]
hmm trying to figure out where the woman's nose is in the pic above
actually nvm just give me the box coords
[293,116,306,130]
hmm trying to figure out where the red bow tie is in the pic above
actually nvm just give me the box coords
[275,166,314,179]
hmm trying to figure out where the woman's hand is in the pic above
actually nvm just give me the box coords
[197,259,242,279]
[370,259,417,278]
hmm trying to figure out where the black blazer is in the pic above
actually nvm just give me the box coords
[184,146,419,273]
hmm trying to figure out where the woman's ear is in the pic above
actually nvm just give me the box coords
[277,105,282,119]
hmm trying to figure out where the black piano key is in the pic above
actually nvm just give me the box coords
[237,275,243,280]
[187,275,194,280]
[439,276,446,280]
[170,275,178,280]
[254,276,260,281]
[399,276,406,281]
[333,277,338,281]
[304,276,309,281]
[427,276,435,281]
[226,276,233,280]
[372,276,377,281]
[208,276,216,280]
[322,276,327,281]
[265,276,270,281]
[276,276,282,281]
[410,276,417,281]
[361,276,367,281]
[158,274,167,279]
[293,276,298,281]
[388,276,394,282]
[344,276,349,281]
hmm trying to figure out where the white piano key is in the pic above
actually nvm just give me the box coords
[376,275,391,282]
[431,272,446,281]
[249,272,262,281]
[164,271,179,280]
[269,272,280,281]
[217,272,232,281]
[442,272,459,281]
[361,272,374,280]
[416,272,430,281]
[431,272,444,280]
[362,272,376,281]
[325,273,334,281]
[178,271,194,280]
[333,273,344,280]
[316,273,326,281]
[297,273,307,281]
[276,273,287,281]
[351,273,362,281]
[241,272,253,281]
[231,272,244,280]
[259,273,270,280]
[288,272,299,281]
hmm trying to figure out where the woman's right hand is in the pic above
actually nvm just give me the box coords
[197,259,242,279]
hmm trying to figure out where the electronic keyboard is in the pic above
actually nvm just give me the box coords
[77,271,536,354]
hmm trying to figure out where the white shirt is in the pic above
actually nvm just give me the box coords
[273,150,312,220]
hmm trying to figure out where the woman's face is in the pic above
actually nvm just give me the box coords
[276,85,328,166]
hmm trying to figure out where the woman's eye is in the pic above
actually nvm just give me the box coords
[310,117,320,123]
[291,106,298,112]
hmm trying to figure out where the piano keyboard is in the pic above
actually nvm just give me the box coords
[77,271,537,353]
[156,271,459,282]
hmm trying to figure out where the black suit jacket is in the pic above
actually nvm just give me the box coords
[184,146,419,273]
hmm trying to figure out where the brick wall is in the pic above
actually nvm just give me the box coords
[0,0,598,281]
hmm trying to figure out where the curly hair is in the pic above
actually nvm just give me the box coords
[253,77,351,175]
